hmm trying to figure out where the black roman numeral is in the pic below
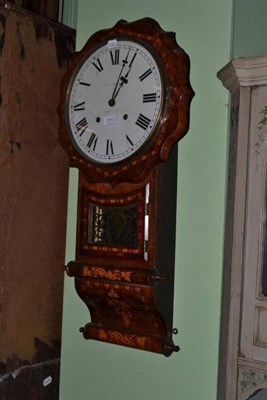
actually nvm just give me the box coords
[139,68,152,82]
[106,139,114,155]
[143,93,157,103]
[126,134,134,147]
[136,114,151,130]
[73,101,85,111]
[76,117,88,136]
[87,132,98,151]
[79,81,90,87]
[110,49,120,65]
[92,58,104,72]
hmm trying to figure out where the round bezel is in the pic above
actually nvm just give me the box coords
[65,37,166,165]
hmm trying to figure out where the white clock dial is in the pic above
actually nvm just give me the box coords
[66,39,164,164]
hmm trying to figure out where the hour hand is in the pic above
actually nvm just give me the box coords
[108,76,128,106]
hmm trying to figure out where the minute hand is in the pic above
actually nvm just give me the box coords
[108,48,131,107]
[109,51,137,106]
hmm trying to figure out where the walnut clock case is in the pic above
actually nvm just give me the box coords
[59,18,194,356]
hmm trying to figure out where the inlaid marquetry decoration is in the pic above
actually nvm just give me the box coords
[59,17,194,356]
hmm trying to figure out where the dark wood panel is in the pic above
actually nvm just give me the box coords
[0,4,75,398]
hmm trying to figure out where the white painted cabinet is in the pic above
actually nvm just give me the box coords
[217,57,267,400]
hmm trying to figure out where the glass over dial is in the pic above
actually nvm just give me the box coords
[66,38,164,164]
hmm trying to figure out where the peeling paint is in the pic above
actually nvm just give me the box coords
[255,106,267,153]
[54,31,75,68]
[33,15,75,68]
[259,106,267,130]
[9,140,21,153]
[0,337,61,375]
[16,92,22,105]
[16,22,25,59]
[34,20,52,42]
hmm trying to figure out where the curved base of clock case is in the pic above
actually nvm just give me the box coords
[80,323,180,357]
[72,272,179,356]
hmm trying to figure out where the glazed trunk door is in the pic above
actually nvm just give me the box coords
[240,85,267,363]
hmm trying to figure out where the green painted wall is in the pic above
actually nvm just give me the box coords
[233,0,267,58]
[59,1,233,399]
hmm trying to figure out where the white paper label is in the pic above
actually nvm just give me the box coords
[103,115,117,126]
[43,376,52,387]
[107,39,118,49]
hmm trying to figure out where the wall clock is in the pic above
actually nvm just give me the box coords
[59,17,194,356]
